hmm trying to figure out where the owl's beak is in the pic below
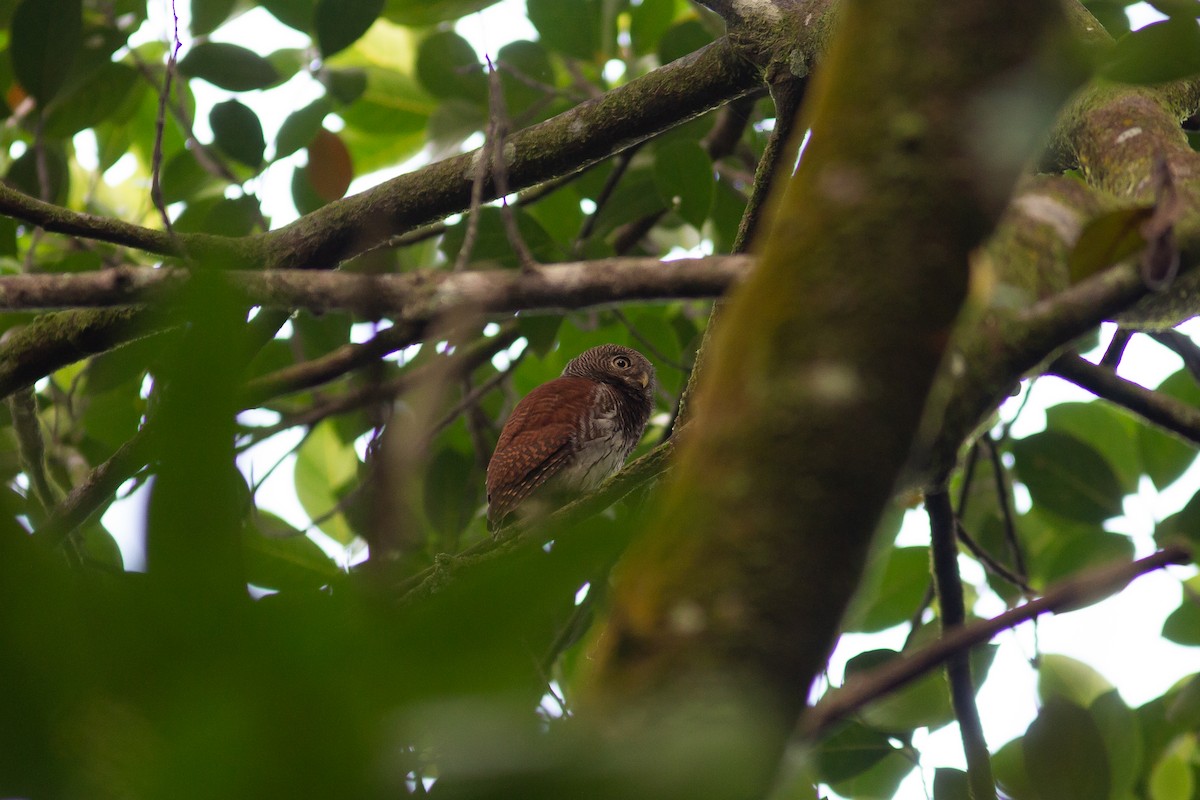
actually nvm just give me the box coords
[637,371,650,388]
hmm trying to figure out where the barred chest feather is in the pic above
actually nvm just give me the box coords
[550,382,644,493]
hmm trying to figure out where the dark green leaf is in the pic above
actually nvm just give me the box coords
[658,19,714,64]
[10,0,81,103]
[518,315,563,358]
[933,768,971,800]
[631,0,678,56]
[160,149,221,205]
[1102,19,1200,84]
[993,737,1036,800]
[383,0,502,25]
[1046,401,1142,494]
[1067,207,1152,283]
[1091,690,1142,799]
[416,31,486,103]
[815,722,896,783]
[174,196,262,236]
[1148,734,1196,800]
[291,163,327,215]
[210,99,266,167]
[440,207,563,268]
[1145,0,1200,16]
[1012,430,1125,524]
[81,522,123,569]
[1024,699,1111,800]
[42,62,138,137]
[653,140,714,229]
[528,0,610,61]
[1155,491,1200,550]
[843,545,930,633]
[323,67,369,104]
[180,43,281,91]
[424,448,479,541]
[1038,653,1115,708]
[275,97,332,159]
[314,0,383,57]
[6,143,69,204]
[294,420,359,544]
[1082,0,1132,38]
[1162,595,1200,646]
[260,0,315,31]
[1138,369,1200,490]
[496,40,554,114]
[191,0,238,36]
[244,513,342,591]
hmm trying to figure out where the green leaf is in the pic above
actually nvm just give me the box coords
[10,0,81,103]
[260,0,315,31]
[160,149,222,205]
[1045,401,1142,494]
[424,447,479,541]
[314,0,383,58]
[815,722,897,783]
[6,143,69,204]
[81,522,124,570]
[1039,653,1115,708]
[843,545,930,633]
[1145,0,1200,16]
[42,62,138,137]
[1067,207,1152,283]
[210,99,266,167]
[275,97,332,159]
[191,0,238,36]
[1012,430,1125,524]
[383,0,502,25]
[496,40,554,115]
[1155,491,1200,551]
[1090,690,1142,800]
[1102,19,1200,84]
[653,140,714,229]
[180,43,281,91]
[1137,369,1200,490]
[173,196,261,236]
[994,737,1036,800]
[1024,699,1111,800]
[294,420,359,544]
[933,768,971,800]
[1149,734,1196,800]
[528,0,610,61]
[658,18,714,65]
[630,0,679,57]
[1162,592,1200,646]
[244,512,343,591]
[440,207,563,268]
[416,31,486,103]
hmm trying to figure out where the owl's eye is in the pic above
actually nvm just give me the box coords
[612,356,631,369]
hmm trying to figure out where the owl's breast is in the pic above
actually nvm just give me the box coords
[553,384,641,492]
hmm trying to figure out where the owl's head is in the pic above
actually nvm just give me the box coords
[563,344,655,398]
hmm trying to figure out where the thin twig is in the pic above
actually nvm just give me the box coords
[956,521,1034,594]
[1100,328,1134,369]
[150,0,183,236]
[732,78,806,253]
[1050,353,1200,445]
[484,56,537,272]
[982,433,1028,585]
[1149,329,1200,383]
[928,490,996,800]
[802,545,1192,739]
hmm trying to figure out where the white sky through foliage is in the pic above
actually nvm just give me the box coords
[98,3,1200,798]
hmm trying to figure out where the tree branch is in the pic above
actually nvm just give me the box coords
[802,544,1192,739]
[1049,353,1200,444]
[0,257,749,318]
[929,490,996,800]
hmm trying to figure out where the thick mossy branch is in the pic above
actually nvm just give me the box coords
[583,0,1076,781]
[0,308,173,400]
[255,41,766,271]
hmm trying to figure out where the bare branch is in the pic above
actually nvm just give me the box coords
[0,257,749,318]
[1049,353,1200,444]
[802,545,1192,739]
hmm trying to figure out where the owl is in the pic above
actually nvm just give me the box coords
[486,344,656,529]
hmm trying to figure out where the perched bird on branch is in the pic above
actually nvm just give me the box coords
[486,344,655,530]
